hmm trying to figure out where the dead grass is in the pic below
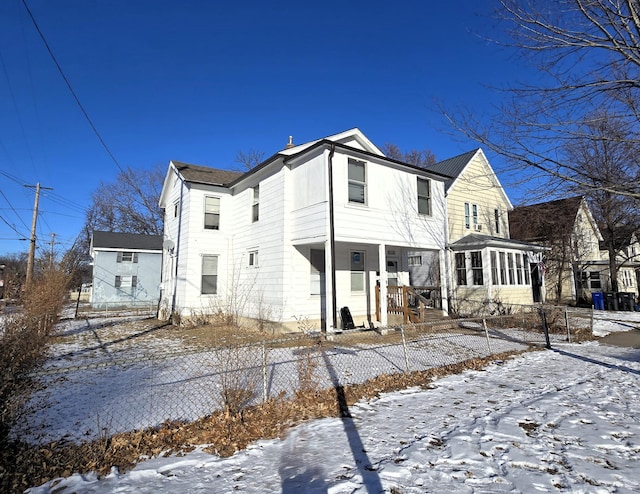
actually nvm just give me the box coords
[0,349,534,493]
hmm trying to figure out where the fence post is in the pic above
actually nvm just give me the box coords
[400,326,410,372]
[537,307,552,349]
[261,340,267,402]
[565,307,571,343]
[482,318,493,353]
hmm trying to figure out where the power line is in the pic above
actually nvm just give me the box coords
[21,0,125,175]
[0,189,31,232]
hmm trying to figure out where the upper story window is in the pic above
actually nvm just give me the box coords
[252,186,260,222]
[204,196,220,230]
[348,158,366,205]
[417,178,431,216]
[173,201,179,218]
[472,204,478,226]
[464,203,470,229]
[117,251,138,263]
[494,209,500,234]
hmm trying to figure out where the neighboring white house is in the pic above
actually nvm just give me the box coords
[90,231,163,308]
[158,128,451,331]
[426,149,546,314]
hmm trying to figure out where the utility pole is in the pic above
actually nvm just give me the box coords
[49,232,56,269]
[25,182,53,286]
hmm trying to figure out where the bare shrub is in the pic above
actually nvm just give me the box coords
[213,343,264,417]
[0,266,71,437]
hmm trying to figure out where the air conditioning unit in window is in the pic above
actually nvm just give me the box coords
[474,224,483,231]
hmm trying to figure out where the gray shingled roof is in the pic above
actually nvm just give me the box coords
[92,231,163,250]
[509,196,583,242]
[172,161,244,186]
[449,233,544,251]
[426,149,479,191]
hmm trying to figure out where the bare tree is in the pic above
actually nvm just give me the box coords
[563,111,640,291]
[443,0,640,199]
[382,143,436,168]
[78,165,164,251]
[235,150,265,171]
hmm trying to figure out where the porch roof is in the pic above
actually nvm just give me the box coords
[449,233,547,252]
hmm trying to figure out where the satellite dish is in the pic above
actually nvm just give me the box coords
[163,239,175,251]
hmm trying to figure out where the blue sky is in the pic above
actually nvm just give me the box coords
[0,0,526,257]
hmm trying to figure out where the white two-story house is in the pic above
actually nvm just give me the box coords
[158,129,450,331]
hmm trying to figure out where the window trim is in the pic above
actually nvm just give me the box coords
[417,177,431,216]
[348,158,367,205]
[204,196,221,230]
[455,252,467,286]
[252,186,259,223]
[350,250,366,292]
[201,255,219,295]
[464,203,470,229]
[471,251,484,286]
[248,250,258,267]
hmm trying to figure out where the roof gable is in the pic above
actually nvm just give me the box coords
[428,148,513,209]
[279,128,384,157]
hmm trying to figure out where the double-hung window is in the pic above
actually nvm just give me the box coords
[464,203,470,229]
[494,209,500,234]
[417,178,431,215]
[252,186,259,222]
[117,251,138,263]
[472,204,478,227]
[350,251,365,291]
[471,251,483,285]
[201,255,218,294]
[348,158,366,205]
[204,196,220,230]
[115,275,137,289]
[455,253,467,286]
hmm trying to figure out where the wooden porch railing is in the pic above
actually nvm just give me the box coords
[375,285,441,324]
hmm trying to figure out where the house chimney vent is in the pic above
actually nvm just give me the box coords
[285,136,294,149]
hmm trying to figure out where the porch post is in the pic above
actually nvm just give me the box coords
[379,243,388,326]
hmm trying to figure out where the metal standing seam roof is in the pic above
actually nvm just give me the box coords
[426,149,480,190]
[91,231,163,251]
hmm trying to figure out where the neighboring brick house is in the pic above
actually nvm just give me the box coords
[90,231,163,308]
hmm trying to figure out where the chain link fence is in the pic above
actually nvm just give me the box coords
[13,304,592,445]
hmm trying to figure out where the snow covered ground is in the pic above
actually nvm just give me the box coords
[27,311,640,493]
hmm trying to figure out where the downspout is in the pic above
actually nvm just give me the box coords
[328,144,337,330]
[171,168,185,317]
